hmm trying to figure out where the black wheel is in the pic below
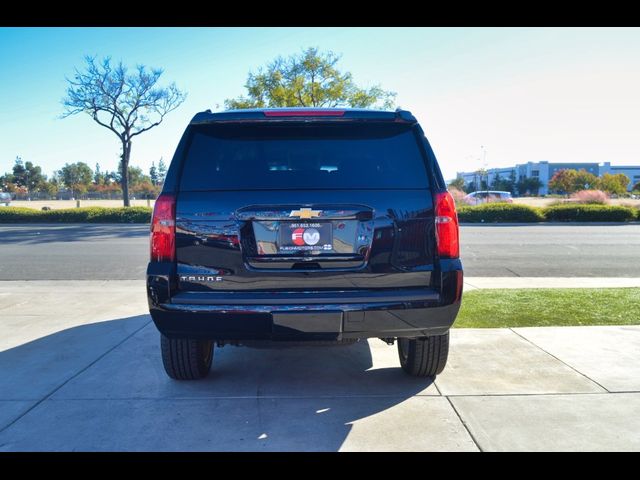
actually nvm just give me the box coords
[397,332,449,377]
[160,334,214,380]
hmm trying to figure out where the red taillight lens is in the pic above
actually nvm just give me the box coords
[150,194,176,263]
[435,191,460,258]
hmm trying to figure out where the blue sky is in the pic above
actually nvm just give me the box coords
[2,27,640,181]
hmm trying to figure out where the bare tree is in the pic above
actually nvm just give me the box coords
[62,56,187,206]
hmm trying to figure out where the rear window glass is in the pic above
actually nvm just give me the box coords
[179,123,429,190]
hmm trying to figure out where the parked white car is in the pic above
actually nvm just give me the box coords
[0,192,11,206]
[463,190,513,205]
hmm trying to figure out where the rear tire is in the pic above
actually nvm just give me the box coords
[397,332,449,377]
[160,334,214,380]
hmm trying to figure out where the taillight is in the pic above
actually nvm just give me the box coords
[434,191,460,258]
[150,194,176,263]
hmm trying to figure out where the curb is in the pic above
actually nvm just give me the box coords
[464,277,640,290]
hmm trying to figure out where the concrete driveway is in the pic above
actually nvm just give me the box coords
[1,281,639,451]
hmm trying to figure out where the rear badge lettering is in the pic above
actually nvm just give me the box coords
[179,275,223,283]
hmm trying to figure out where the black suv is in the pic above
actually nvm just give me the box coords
[147,108,463,380]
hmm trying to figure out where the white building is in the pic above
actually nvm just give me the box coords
[456,161,640,195]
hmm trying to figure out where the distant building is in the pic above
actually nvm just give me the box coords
[456,161,640,195]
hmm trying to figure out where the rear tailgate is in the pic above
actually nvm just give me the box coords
[174,121,437,294]
[176,190,435,291]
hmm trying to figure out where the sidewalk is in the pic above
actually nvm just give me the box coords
[464,277,640,291]
[0,280,639,451]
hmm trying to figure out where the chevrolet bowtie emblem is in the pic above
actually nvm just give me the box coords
[289,208,322,219]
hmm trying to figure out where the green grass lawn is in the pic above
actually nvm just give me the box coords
[455,288,640,328]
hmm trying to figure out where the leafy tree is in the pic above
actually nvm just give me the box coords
[127,165,151,186]
[490,172,501,189]
[573,169,598,192]
[104,170,119,185]
[596,173,630,194]
[149,161,158,186]
[516,177,543,196]
[1,163,16,192]
[491,173,515,193]
[507,171,518,194]
[114,162,152,187]
[549,169,577,194]
[614,173,631,191]
[225,47,396,109]
[24,162,46,193]
[132,180,160,198]
[57,162,93,198]
[94,163,106,185]
[0,173,16,192]
[10,157,47,194]
[473,168,489,191]
[73,183,89,196]
[549,169,600,195]
[90,181,122,197]
[448,177,466,191]
[41,179,59,196]
[633,181,640,193]
[11,157,26,186]
[157,158,167,185]
[62,56,187,206]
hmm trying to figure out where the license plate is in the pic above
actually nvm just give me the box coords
[278,222,333,253]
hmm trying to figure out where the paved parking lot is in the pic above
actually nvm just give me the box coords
[2,224,640,279]
[1,281,639,451]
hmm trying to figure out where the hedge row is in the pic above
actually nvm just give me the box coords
[0,204,638,224]
[457,203,639,223]
[457,204,545,223]
[0,207,152,223]
[542,204,638,222]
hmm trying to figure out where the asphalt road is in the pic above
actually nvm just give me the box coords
[1,223,639,280]
[0,224,149,281]
[460,224,640,277]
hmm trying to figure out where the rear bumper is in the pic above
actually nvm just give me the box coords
[150,296,460,340]
[147,261,463,341]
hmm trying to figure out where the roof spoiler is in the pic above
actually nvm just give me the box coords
[190,108,417,124]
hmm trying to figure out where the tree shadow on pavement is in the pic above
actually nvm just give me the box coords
[0,315,439,451]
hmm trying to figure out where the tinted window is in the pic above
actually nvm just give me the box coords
[180,123,429,190]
